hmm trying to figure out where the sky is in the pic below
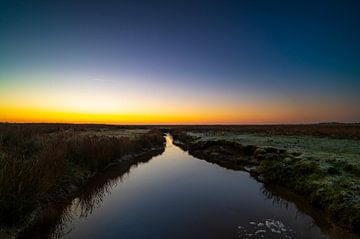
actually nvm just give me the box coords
[0,0,359,124]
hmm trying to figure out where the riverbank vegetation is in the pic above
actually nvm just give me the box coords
[171,124,360,233]
[0,123,165,232]
[1,123,359,235]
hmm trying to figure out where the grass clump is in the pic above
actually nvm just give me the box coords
[257,155,360,232]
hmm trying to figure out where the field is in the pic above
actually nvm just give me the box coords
[186,131,360,171]
[171,124,360,232]
[1,123,359,236]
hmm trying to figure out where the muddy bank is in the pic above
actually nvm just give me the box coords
[172,131,287,174]
[171,131,360,233]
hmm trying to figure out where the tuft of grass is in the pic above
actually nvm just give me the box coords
[257,154,360,232]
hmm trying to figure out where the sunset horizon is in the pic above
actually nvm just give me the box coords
[1,1,360,238]
[1,1,360,124]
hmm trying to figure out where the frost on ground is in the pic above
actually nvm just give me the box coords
[187,131,360,167]
[185,130,360,232]
[237,219,295,239]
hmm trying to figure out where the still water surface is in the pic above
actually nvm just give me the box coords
[25,135,358,239]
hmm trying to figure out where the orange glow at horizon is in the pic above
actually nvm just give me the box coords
[1,74,357,124]
[0,102,350,125]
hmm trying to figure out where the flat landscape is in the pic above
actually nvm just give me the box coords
[1,1,359,238]
[0,123,359,239]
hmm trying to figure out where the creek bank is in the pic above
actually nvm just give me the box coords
[0,129,166,239]
[16,147,165,239]
[172,131,288,176]
[171,131,360,233]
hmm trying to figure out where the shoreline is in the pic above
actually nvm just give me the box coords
[15,146,165,239]
[0,128,166,239]
[171,130,360,234]
[2,146,166,239]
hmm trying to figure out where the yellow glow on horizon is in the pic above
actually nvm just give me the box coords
[0,102,340,124]
[0,107,223,124]
[1,74,354,124]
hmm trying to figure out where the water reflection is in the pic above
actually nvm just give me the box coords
[20,135,358,239]
[261,185,359,239]
[19,148,165,239]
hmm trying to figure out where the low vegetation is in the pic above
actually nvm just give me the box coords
[0,123,165,229]
[170,123,360,139]
[171,125,360,233]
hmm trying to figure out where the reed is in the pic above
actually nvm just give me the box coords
[0,124,165,226]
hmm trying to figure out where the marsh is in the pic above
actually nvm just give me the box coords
[21,135,359,239]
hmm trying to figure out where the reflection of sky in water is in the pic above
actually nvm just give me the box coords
[48,136,356,239]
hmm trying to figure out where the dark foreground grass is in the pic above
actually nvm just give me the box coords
[0,124,165,228]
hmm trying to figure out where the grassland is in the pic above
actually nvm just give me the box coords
[171,124,360,233]
[1,123,359,236]
[0,123,165,236]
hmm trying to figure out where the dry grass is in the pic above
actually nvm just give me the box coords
[77,129,150,139]
[170,123,360,139]
[0,123,165,227]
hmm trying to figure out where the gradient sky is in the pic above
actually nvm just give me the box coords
[1,0,359,124]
